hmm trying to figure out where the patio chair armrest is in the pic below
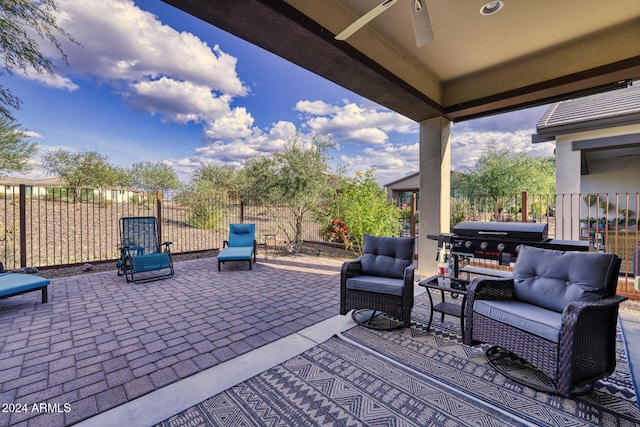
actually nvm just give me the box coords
[161,241,172,252]
[562,295,628,328]
[340,258,362,288]
[464,277,515,345]
[340,258,362,315]
[467,277,515,301]
[122,244,145,257]
[557,295,628,392]
[403,260,417,283]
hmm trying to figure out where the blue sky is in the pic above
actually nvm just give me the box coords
[8,0,554,185]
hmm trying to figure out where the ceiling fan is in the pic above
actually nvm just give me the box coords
[335,0,434,47]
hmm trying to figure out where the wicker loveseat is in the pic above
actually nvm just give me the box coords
[340,234,416,328]
[463,245,627,397]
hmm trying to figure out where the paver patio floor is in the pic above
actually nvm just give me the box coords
[0,254,347,426]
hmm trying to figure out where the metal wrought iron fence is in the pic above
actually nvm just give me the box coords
[2,183,638,296]
[0,185,327,270]
[450,191,640,297]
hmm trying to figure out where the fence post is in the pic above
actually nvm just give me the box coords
[240,200,244,223]
[156,190,163,245]
[19,184,27,268]
[521,191,528,222]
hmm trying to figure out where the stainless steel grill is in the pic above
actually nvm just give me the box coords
[430,221,589,266]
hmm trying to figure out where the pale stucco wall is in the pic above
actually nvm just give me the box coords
[555,123,640,240]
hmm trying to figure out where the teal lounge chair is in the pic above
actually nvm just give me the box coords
[117,216,174,283]
[218,224,257,271]
[0,272,50,304]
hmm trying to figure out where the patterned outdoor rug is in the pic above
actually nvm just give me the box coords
[156,295,639,426]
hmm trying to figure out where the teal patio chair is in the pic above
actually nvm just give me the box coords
[217,223,257,271]
[117,216,174,283]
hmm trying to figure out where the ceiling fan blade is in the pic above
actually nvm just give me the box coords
[335,0,398,41]
[411,0,433,47]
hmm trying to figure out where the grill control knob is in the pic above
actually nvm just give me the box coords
[464,240,473,249]
[497,243,505,252]
[480,242,489,250]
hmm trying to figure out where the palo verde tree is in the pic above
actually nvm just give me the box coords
[456,145,555,219]
[130,161,181,193]
[327,169,402,255]
[238,133,336,246]
[42,149,129,200]
[181,163,238,230]
[0,0,76,121]
[0,116,37,175]
[191,162,239,198]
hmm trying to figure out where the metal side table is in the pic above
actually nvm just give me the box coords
[419,276,469,340]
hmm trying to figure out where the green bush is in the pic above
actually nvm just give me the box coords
[451,197,470,227]
[186,202,223,230]
[328,170,401,255]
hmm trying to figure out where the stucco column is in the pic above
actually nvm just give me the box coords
[418,117,451,276]
[555,136,581,240]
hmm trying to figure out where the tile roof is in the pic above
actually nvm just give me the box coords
[535,83,640,134]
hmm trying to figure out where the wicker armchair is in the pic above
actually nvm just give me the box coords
[464,245,627,397]
[340,234,416,328]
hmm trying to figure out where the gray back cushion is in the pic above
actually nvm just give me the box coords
[513,245,619,313]
[359,234,415,279]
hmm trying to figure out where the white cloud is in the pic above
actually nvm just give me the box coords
[169,120,297,178]
[54,0,247,95]
[296,100,417,144]
[338,142,420,185]
[127,77,231,123]
[204,108,255,140]
[345,128,388,145]
[19,67,79,91]
[23,130,44,139]
[295,100,340,115]
[24,0,253,142]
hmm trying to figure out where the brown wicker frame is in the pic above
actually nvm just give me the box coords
[340,258,416,328]
[463,256,627,397]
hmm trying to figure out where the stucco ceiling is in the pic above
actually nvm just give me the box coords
[161,0,640,122]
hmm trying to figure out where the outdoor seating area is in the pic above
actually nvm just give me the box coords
[0,252,639,426]
[464,246,627,397]
[340,234,416,329]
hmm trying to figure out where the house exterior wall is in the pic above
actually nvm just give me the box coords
[385,173,419,202]
[555,123,640,239]
[1,184,139,202]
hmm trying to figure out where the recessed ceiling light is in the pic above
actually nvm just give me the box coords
[480,1,504,16]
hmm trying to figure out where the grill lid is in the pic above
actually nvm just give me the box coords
[452,221,548,242]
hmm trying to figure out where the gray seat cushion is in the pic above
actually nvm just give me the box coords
[359,234,414,279]
[474,299,562,343]
[513,245,618,313]
[346,275,405,296]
